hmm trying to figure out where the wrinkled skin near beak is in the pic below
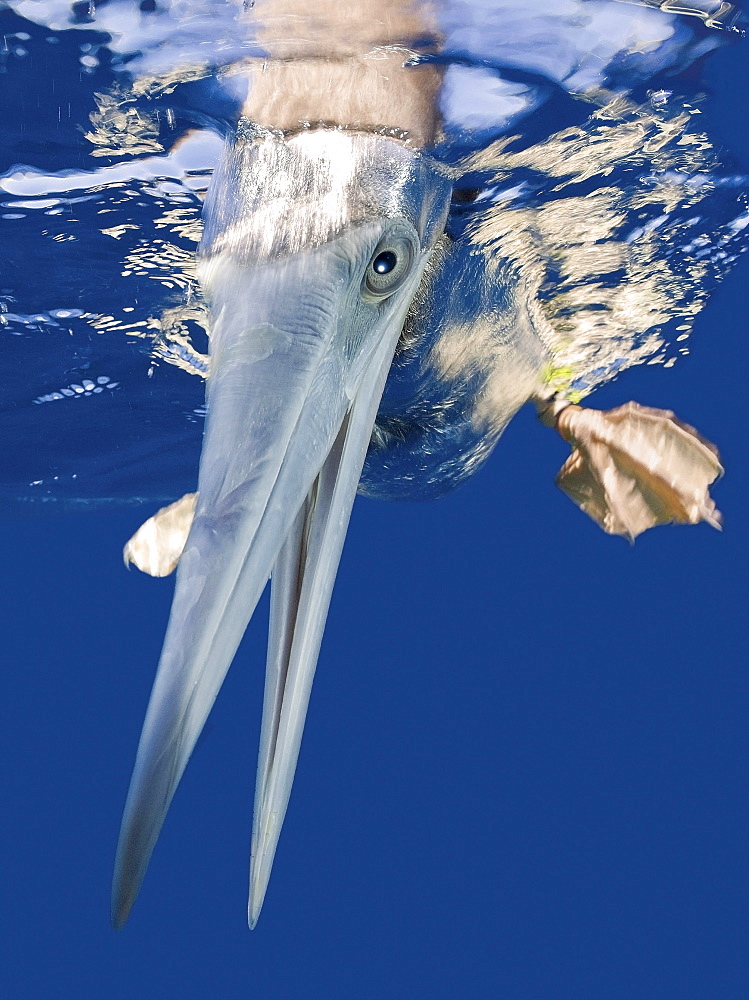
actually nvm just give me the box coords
[112,127,451,928]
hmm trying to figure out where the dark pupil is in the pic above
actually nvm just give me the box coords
[373,251,398,275]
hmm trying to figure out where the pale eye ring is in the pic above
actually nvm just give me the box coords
[364,237,415,298]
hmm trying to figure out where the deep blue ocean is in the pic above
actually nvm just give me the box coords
[1,3,747,997]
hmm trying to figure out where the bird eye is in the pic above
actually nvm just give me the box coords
[373,251,397,275]
[364,238,415,298]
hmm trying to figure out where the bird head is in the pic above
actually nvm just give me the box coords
[112,124,452,928]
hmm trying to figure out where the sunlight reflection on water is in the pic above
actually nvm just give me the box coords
[0,0,746,503]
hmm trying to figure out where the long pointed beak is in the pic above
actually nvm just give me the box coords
[248,305,400,926]
[111,225,421,928]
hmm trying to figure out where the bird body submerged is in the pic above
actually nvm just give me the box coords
[1,0,746,927]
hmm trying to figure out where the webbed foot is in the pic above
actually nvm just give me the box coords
[123,492,198,576]
[539,399,723,541]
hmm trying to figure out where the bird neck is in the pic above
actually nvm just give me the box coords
[240,0,443,148]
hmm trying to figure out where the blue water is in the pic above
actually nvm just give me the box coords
[1,3,748,998]
[1,1,747,503]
